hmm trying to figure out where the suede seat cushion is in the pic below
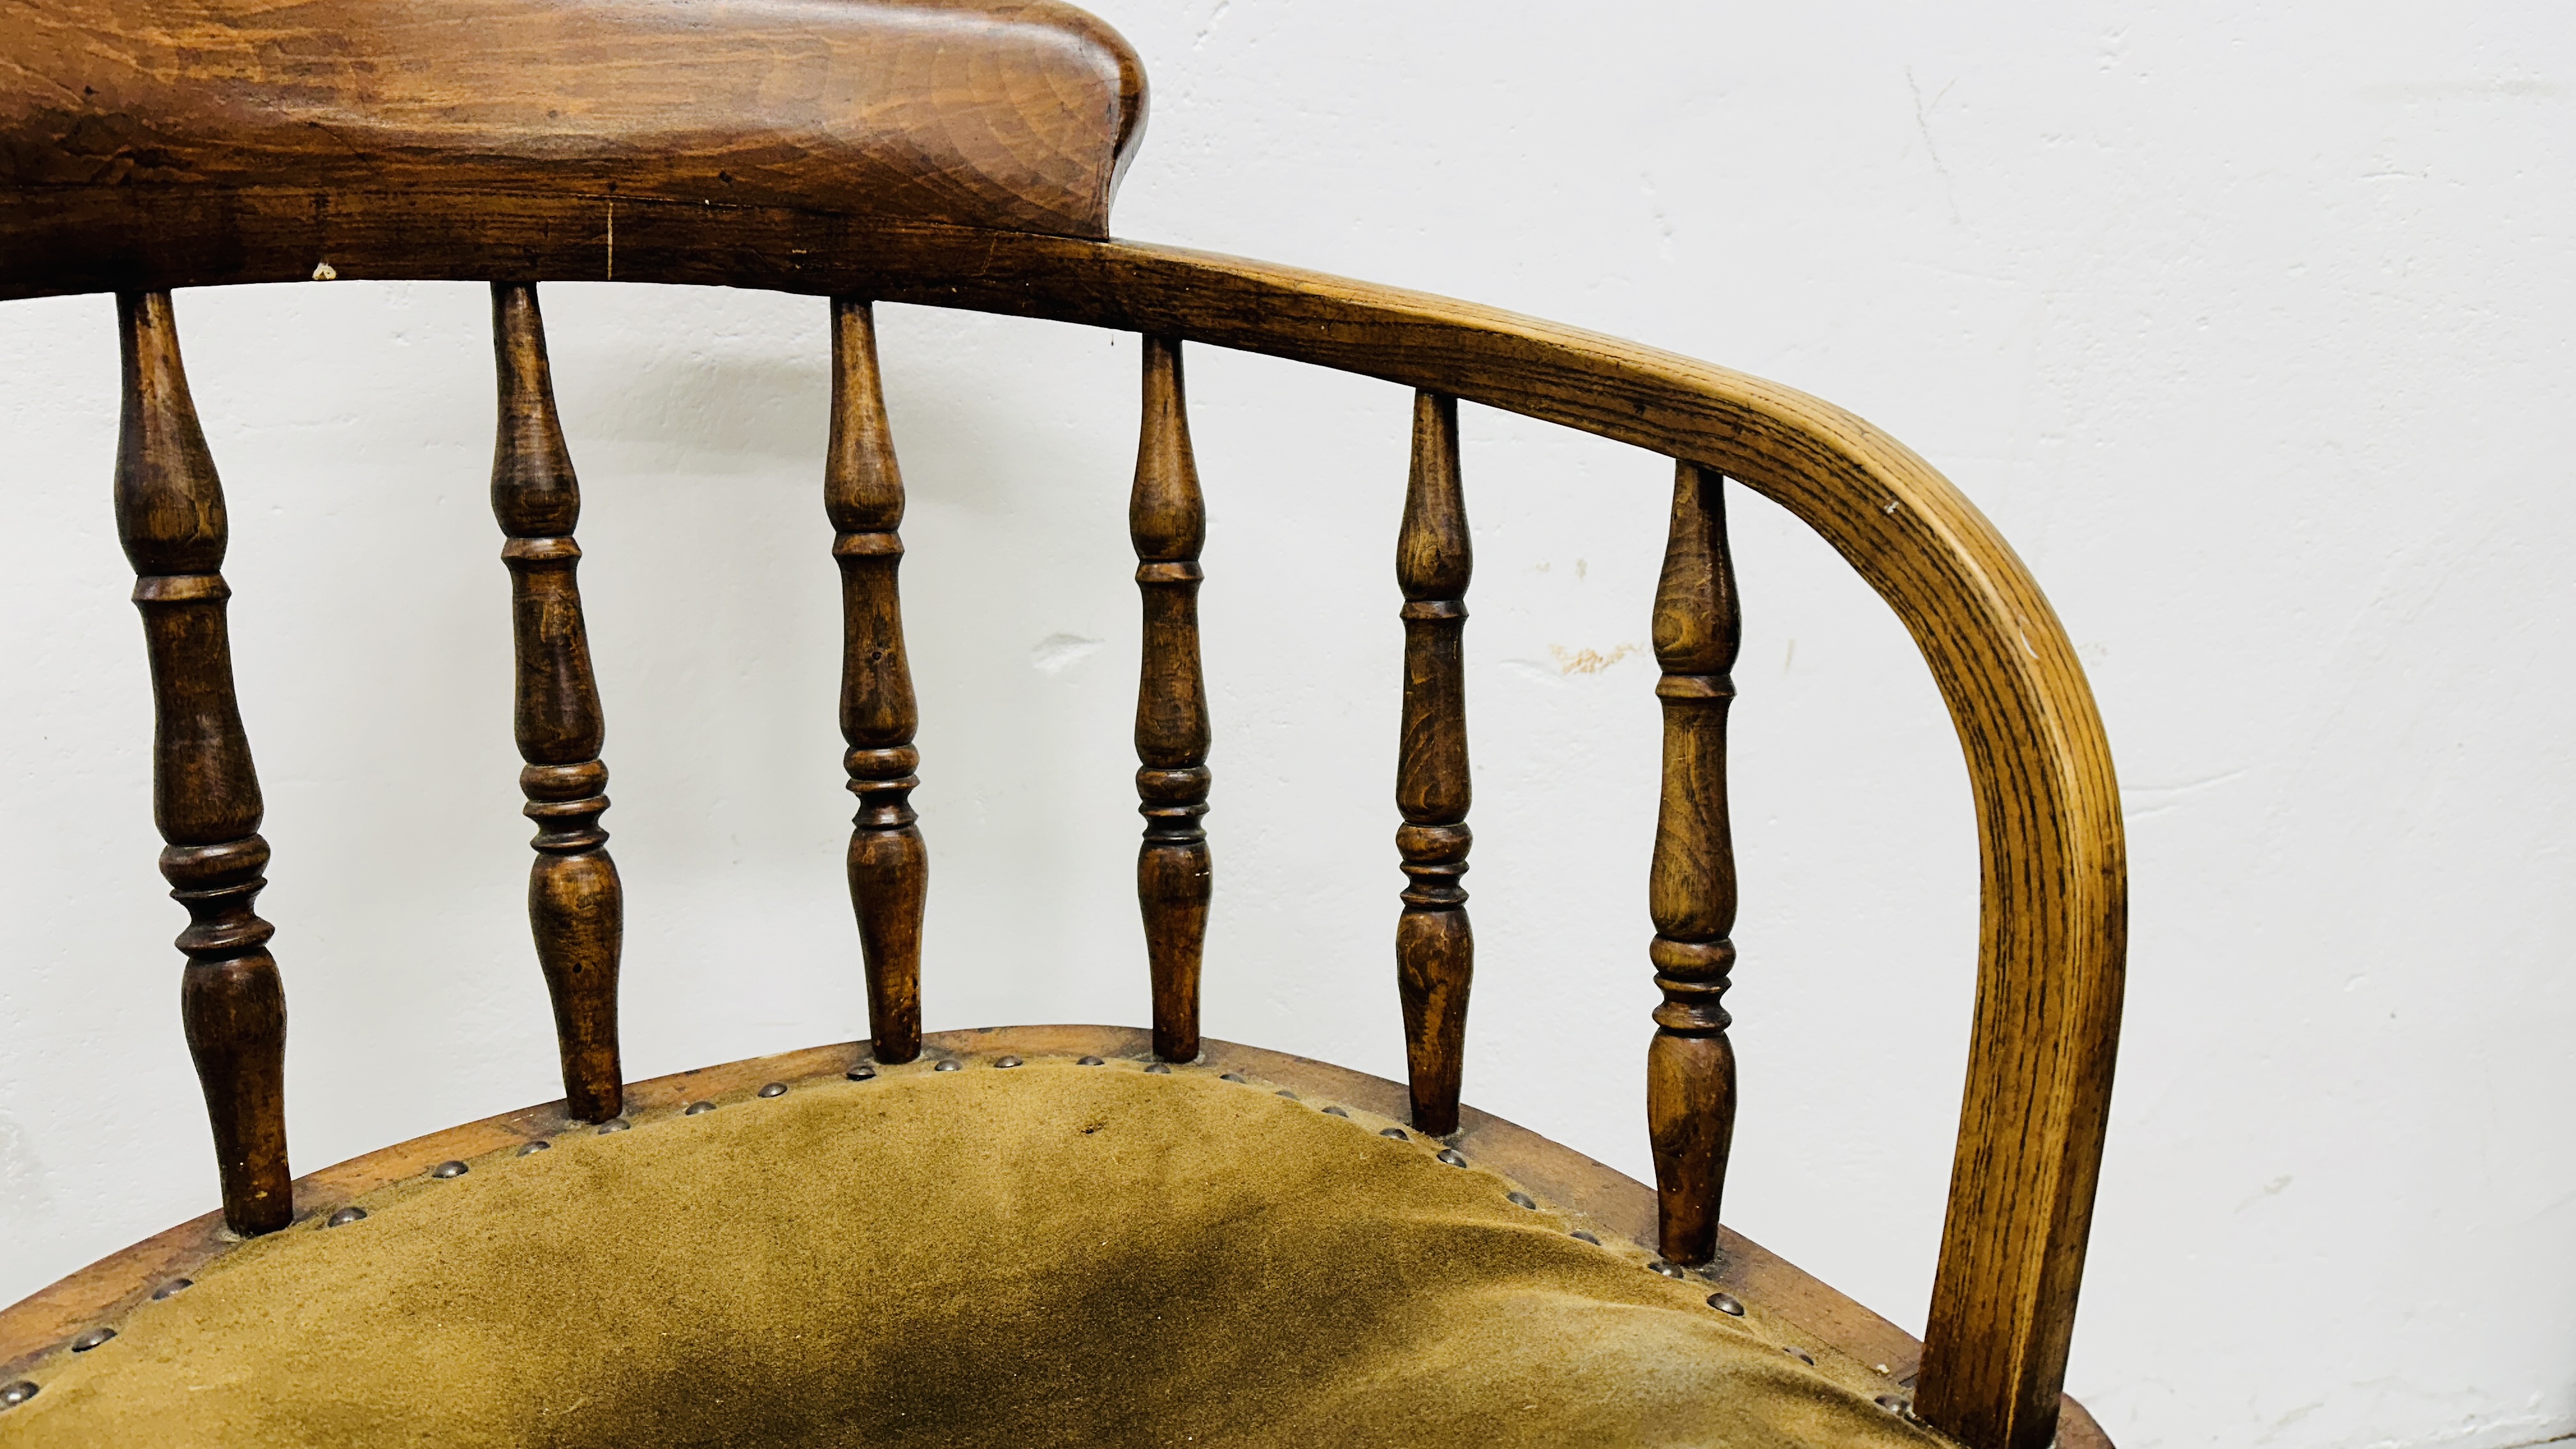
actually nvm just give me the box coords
[8,1060,1936,1448]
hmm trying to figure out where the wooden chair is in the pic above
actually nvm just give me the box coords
[0,3,2126,1446]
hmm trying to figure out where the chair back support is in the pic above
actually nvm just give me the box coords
[1130,335,1216,1062]
[1395,392,1476,1130]
[491,283,628,1121]
[830,295,933,1066]
[0,6,2128,1449]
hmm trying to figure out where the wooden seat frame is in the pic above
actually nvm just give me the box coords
[0,6,2126,1449]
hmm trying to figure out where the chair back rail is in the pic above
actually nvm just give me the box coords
[489,282,626,1124]
[1393,392,1475,1135]
[828,298,929,1066]
[3,8,2124,1448]
[1130,336,1214,1063]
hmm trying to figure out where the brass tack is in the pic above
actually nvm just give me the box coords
[517,1141,551,1156]
[1077,1056,1105,1066]
[1707,1291,1745,1315]
[151,1278,193,1301]
[1219,1072,1244,1082]
[758,1082,788,1098]
[684,1101,717,1115]
[70,1328,114,1353]
[1570,1230,1600,1245]
[1,1381,36,1409]
[597,1119,632,1134]
[326,1206,368,1227]
[1322,1106,1351,1118]
[1506,1192,1538,1209]
[429,1160,468,1179]
[933,1061,962,1073]
[1650,1261,1686,1280]
[1784,1347,1816,1366]
[1275,1089,1300,1100]
[1380,1127,1409,1140]
[1876,1395,1910,1413]
[1144,1063,1172,1075]
[847,1066,877,1081]
[1436,1149,1468,1167]
[995,1056,1023,1069]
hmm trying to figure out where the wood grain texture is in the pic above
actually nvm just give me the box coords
[1394,392,1473,1137]
[0,1023,2113,1449]
[1131,335,1211,1064]
[491,282,624,1124]
[828,298,925,1066]
[113,291,291,1238]
[1645,462,1740,1268]
[3,220,2121,1449]
[0,0,1146,251]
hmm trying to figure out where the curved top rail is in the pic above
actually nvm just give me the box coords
[0,195,2123,1449]
[0,0,1147,241]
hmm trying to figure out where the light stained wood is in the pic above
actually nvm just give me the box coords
[113,290,292,1238]
[1645,462,1741,1268]
[1131,335,1212,1064]
[490,282,625,1124]
[828,298,926,1066]
[1394,392,1474,1137]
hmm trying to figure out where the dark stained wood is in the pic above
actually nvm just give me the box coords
[0,0,1146,252]
[112,290,291,1238]
[490,282,624,1124]
[828,298,926,1066]
[1645,462,1741,1268]
[1394,392,1473,1137]
[1130,335,1211,1064]
[0,1023,2114,1449]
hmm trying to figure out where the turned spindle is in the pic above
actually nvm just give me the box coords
[489,282,625,1124]
[1646,461,1742,1266]
[1131,335,1212,1064]
[114,291,293,1237]
[1395,392,1474,1136]
[828,299,926,1065]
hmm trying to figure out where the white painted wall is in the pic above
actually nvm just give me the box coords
[2,3,2568,1446]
